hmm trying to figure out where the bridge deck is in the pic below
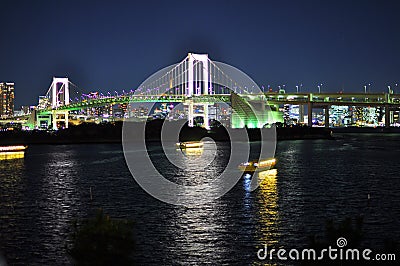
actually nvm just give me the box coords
[35,92,400,113]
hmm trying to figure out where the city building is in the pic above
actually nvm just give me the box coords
[329,105,351,127]
[130,104,150,120]
[283,104,306,125]
[38,96,50,109]
[283,104,291,125]
[0,82,15,118]
[353,106,378,126]
[20,105,36,115]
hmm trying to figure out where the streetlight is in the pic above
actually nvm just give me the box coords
[317,84,321,93]
[296,85,299,93]
[364,85,367,94]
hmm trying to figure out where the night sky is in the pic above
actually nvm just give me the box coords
[1,0,400,107]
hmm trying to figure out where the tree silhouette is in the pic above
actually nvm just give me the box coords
[68,209,135,266]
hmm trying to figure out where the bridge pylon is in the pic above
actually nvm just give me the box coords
[51,77,70,108]
[186,53,211,129]
[35,77,71,130]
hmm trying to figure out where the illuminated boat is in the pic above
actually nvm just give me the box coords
[176,141,204,149]
[238,158,276,172]
[0,145,27,160]
[0,145,27,152]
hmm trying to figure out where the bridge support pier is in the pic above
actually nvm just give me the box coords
[307,101,313,127]
[36,113,52,129]
[385,105,390,128]
[325,105,330,128]
[52,110,69,130]
[188,101,194,127]
[299,104,305,124]
[203,104,210,130]
[52,112,57,130]
[186,100,210,129]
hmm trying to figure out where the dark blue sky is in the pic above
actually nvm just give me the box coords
[1,0,400,107]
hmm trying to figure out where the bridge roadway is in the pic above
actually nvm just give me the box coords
[3,92,400,128]
[43,92,400,112]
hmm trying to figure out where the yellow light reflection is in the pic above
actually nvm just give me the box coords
[258,169,278,183]
[256,169,279,248]
[0,151,25,161]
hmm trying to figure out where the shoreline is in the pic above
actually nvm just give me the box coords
[3,120,400,146]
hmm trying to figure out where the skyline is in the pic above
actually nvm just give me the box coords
[1,0,400,107]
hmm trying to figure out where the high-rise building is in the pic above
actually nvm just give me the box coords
[283,104,291,125]
[0,82,14,118]
[330,105,351,126]
[353,106,378,126]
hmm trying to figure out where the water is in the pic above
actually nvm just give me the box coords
[1,135,400,265]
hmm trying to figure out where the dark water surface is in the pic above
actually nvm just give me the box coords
[0,134,399,265]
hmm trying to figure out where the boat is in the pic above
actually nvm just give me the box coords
[238,158,276,172]
[0,145,27,160]
[176,141,204,149]
[0,145,28,152]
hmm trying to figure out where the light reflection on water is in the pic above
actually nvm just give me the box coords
[256,169,279,248]
[0,150,25,265]
[0,151,25,161]
[39,149,80,256]
[0,136,400,265]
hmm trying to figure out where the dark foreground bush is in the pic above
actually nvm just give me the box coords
[68,209,135,266]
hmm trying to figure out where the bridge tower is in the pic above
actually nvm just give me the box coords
[51,77,70,108]
[35,77,70,130]
[186,53,211,129]
[50,77,70,130]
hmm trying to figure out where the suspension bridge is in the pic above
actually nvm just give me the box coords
[30,53,282,130]
[12,53,400,129]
